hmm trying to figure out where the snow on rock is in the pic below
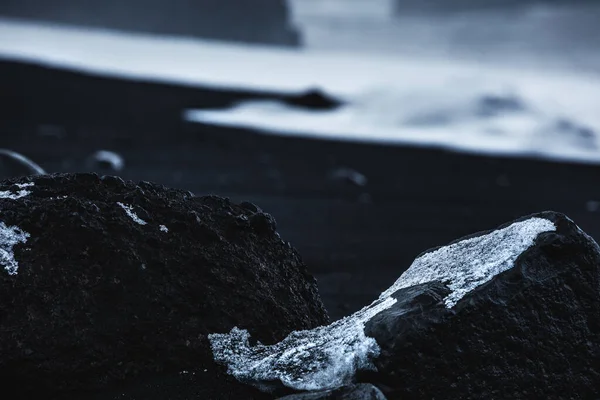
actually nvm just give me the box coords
[380,217,556,307]
[0,221,30,275]
[117,202,147,225]
[210,216,556,392]
[1,18,600,164]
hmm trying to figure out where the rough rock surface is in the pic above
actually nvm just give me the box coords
[278,383,387,400]
[209,211,599,399]
[364,211,600,399]
[208,214,555,392]
[0,173,328,399]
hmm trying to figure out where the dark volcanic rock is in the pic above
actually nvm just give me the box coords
[206,211,600,398]
[364,211,600,399]
[278,383,387,400]
[0,173,328,399]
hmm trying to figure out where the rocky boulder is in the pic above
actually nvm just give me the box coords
[364,211,600,398]
[210,212,600,399]
[0,172,328,399]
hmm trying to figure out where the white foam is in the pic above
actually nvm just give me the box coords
[186,82,600,164]
[1,18,599,164]
[116,202,147,225]
[209,217,555,391]
[0,221,30,275]
[159,225,169,233]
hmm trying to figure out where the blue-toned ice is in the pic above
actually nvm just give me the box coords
[209,217,556,391]
[0,222,30,275]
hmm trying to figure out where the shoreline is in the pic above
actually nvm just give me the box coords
[2,58,600,319]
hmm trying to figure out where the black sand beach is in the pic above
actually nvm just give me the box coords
[2,58,600,321]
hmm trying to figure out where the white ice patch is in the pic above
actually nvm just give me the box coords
[159,225,169,233]
[209,296,396,392]
[116,202,147,225]
[0,182,36,199]
[210,216,555,391]
[0,189,31,200]
[0,221,30,275]
[380,217,556,307]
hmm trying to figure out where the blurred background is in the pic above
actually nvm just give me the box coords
[1,0,600,320]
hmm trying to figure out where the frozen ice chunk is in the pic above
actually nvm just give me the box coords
[210,296,396,392]
[380,217,556,307]
[0,221,30,275]
[116,202,147,225]
[210,217,555,392]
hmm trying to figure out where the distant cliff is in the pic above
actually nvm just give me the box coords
[0,0,300,46]
[394,0,598,14]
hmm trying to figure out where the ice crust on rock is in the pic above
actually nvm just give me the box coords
[0,189,30,199]
[209,217,555,391]
[380,217,556,307]
[116,202,147,225]
[0,221,30,275]
[210,296,396,391]
[0,184,34,200]
[0,182,35,200]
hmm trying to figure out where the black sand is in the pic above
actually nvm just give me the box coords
[2,59,600,320]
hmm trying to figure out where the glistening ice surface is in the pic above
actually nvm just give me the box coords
[380,217,557,307]
[0,221,30,275]
[210,297,396,391]
[210,217,556,391]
